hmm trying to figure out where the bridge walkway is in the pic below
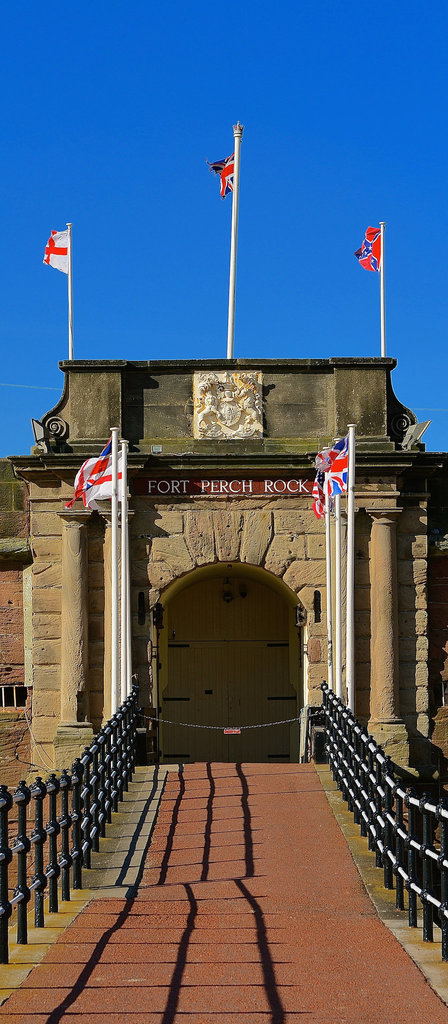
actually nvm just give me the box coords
[1,762,448,1023]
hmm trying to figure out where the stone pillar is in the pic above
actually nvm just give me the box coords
[368,510,409,764]
[54,513,93,768]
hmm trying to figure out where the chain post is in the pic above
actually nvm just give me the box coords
[45,774,60,914]
[12,779,31,945]
[71,759,83,890]
[30,776,48,927]
[0,786,13,963]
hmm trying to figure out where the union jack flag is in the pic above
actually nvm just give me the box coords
[65,439,122,510]
[312,469,326,519]
[326,435,349,496]
[207,153,235,198]
[354,226,381,272]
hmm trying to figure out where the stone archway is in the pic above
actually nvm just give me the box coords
[156,563,305,763]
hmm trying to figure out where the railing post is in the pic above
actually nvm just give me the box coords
[30,776,48,928]
[58,768,72,902]
[420,793,434,943]
[115,709,125,804]
[12,780,31,945]
[104,724,113,825]
[97,731,107,837]
[90,739,100,853]
[374,750,383,869]
[406,788,418,929]
[110,716,119,814]
[382,757,394,890]
[71,759,83,890]
[81,748,93,870]
[46,774,60,914]
[394,783,405,911]
[0,786,13,964]
[359,732,368,839]
[438,796,448,961]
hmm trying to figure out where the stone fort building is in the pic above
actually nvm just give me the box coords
[2,355,448,777]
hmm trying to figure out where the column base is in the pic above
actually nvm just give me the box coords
[53,722,94,771]
[367,718,409,768]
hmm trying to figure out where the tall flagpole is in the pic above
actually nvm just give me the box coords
[66,222,74,360]
[380,221,386,357]
[120,440,129,704]
[346,424,356,710]
[226,122,244,359]
[325,478,334,691]
[334,491,343,699]
[111,427,120,714]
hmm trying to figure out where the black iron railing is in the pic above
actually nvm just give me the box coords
[322,683,448,962]
[0,688,139,964]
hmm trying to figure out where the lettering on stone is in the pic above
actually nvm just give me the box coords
[193,370,263,439]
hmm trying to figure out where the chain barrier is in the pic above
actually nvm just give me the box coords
[144,714,300,731]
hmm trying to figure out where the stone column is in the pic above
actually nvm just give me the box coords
[54,513,94,768]
[368,510,409,764]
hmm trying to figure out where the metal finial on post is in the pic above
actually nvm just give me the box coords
[226,122,244,360]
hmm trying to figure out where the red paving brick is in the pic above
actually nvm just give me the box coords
[2,762,448,1023]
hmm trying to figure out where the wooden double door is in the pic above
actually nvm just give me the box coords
[159,573,300,762]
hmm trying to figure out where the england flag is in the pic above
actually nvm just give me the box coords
[66,439,122,510]
[43,229,69,274]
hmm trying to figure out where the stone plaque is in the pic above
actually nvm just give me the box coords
[193,371,263,439]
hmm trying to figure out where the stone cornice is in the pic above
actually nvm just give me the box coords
[58,356,398,373]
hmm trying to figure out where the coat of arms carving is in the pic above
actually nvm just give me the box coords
[193,371,263,439]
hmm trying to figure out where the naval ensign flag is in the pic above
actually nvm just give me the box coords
[43,223,74,360]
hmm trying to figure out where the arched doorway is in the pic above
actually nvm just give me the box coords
[156,564,305,763]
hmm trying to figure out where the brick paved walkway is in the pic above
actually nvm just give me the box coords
[2,763,448,1023]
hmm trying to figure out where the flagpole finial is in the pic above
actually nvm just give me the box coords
[233,122,244,138]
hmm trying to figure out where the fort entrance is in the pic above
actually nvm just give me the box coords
[157,564,303,763]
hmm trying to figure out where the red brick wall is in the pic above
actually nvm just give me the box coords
[0,567,25,687]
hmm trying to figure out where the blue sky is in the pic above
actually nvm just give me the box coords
[1,1,447,456]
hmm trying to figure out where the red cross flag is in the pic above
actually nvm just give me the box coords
[43,229,69,274]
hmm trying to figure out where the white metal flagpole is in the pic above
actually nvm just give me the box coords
[334,491,343,699]
[346,424,356,710]
[111,427,120,714]
[325,478,334,691]
[120,440,129,704]
[226,122,244,360]
[380,221,386,357]
[66,222,74,360]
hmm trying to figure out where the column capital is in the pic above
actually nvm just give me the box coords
[58,510,91,526]
[367,508,400,524]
